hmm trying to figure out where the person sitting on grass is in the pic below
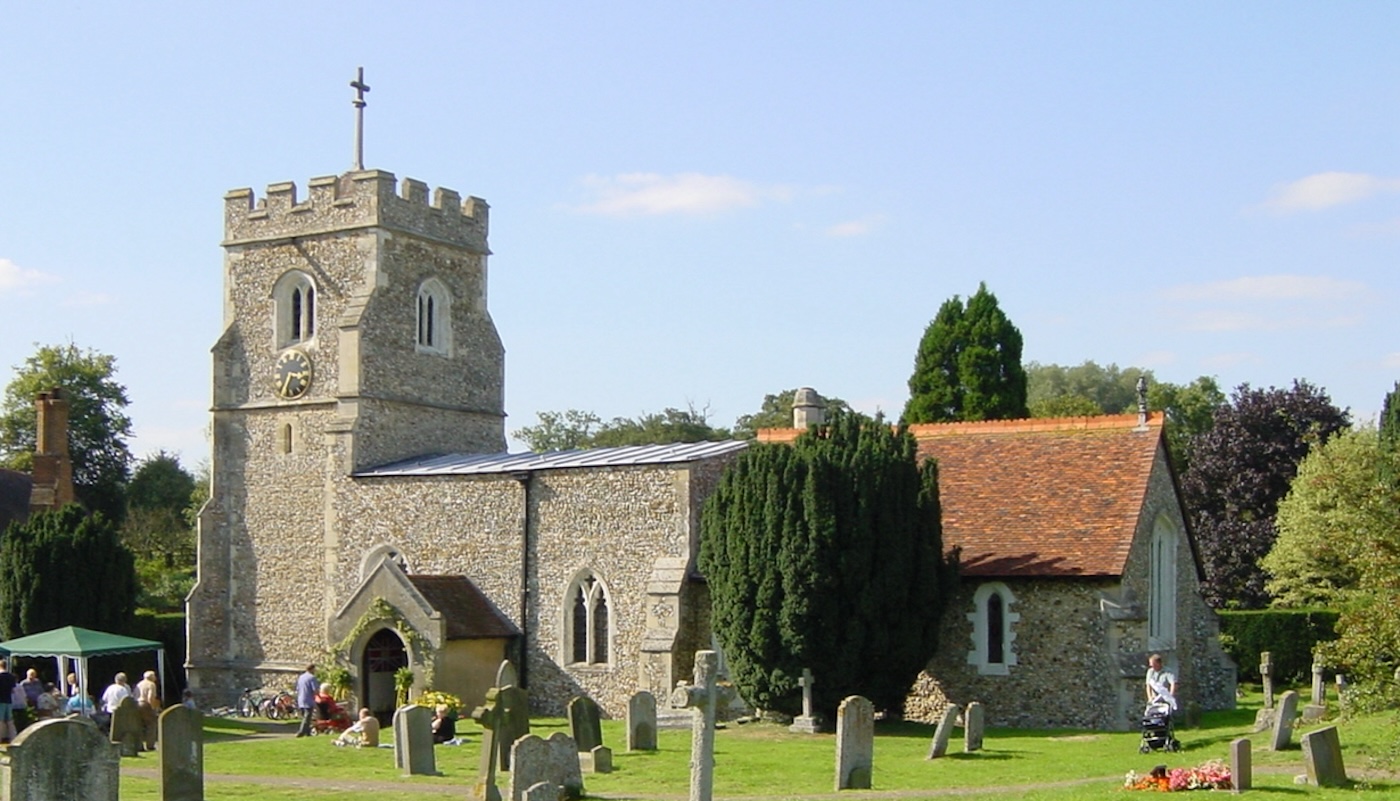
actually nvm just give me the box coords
[334,708,381,748]
[431,704,455,744]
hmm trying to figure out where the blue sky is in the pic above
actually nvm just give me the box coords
[2,3,1398,467]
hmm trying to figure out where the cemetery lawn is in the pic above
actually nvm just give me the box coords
[116,692,1399,800]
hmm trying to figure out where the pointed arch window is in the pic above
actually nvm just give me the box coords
[416,278,452,355]
[565,572,610,666]
[967,582,1019,676]
[1149,516,1179,649]
[273,271,317,348]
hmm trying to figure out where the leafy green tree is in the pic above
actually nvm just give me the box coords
[1180,380,1350,609]
[731,389,854,439]
[514,405,729,450]
[1148,376,1226,475]
[904,283,1027,423]
[0,504,137,637]
[122,450,198,608]
[1026,361,1146,417]
[1027,393,1104,419]
[1263,428,1394,607]
[699,411,956,716]
[0,344,133,524]
[1379,382,1400,488]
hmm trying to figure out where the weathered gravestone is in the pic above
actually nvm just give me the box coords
[524,781,558,801]
[834,695,874,791]
[1260,652,1274,709]
[110,695,145,757]
[1269,691,1299,751]
[1301,726,1347,788]
[510,732,584,801]
[1229,737,1251,793]
[470,690,503,801]
[788,668,824,734]
[627,690,657,751]
[568,695,604,752]
[926,705,960,759]
[496,659,519,690]
[671,650,735,801]
[581,744,613,774]
[1303,662,1328,721]
[497,685,531,770]
[393,704,437,776]
[159,704,204,801]
[963,701,984,753]
[1,717,119,801]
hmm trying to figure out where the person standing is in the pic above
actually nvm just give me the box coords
[1145,653,1179,710]
[294,664,318,737]
[135,670,161,751]
[0,659,16,743]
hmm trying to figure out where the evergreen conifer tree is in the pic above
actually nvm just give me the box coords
[903,283,1027,423]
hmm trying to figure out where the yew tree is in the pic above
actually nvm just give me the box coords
[904,283,1027,424]
[1181,380,1349,608]
[699,411,956,716]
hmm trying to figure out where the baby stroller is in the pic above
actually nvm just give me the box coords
[1138,700,1181,753]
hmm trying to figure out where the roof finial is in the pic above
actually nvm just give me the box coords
[1136,375,1149,429]
[350,67,371,171]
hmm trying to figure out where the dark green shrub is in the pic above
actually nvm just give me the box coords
[1218,608,1338,682]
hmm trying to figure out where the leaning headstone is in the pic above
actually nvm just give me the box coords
[510,732,584,801]
[496,685,531,771]
[1301,726,1347,787]
[2,718,120,801]
[963,702,984,753]
[567,695,604,752]
[1269,691,1299,751]
[1260,652,1274,709]
[1229,737,1251,793]
[580,744,613,774]
[788,668,824,734]
[834,695,874,791]
[1252,707,1274,733]
[393,704,437,776]
[470,691,503,801]
[159,704,204,801]
[671,650,735,801]
[496,659,519,689]
[926,705,960,759]
[109,696,144,757]
[626,691,657,751]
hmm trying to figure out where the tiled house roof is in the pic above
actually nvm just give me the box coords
[406,575,521,639]
[910,414,1162,578]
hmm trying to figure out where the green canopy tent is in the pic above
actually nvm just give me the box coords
[0,626,165,707]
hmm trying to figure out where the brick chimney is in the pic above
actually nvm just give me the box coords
[29,388,75,513]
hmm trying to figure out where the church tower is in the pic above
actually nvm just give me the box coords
[189,167,505,693]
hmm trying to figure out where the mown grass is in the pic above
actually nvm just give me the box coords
[112,689,1400,800]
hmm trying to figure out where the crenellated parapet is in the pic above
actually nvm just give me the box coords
[223,170,489,253]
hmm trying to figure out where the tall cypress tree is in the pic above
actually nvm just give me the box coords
[903,283,1028,423]
[699,411,956,716]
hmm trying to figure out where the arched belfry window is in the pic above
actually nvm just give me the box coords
[273,271,317,348]
[565,571,610,666]
[1149,515,1179,649]
[967,582,1019,676]
[416,278,452,355]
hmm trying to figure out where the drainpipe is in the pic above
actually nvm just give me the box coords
[511,471,532,689]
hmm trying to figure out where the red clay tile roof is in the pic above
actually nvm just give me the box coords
[406,575,521,639]
[910,414,1162,578]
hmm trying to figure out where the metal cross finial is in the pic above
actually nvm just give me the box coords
[350,66,371,171]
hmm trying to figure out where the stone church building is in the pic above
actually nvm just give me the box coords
[188,165,1234,728]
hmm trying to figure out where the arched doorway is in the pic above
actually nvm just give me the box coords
[361,628,408,724]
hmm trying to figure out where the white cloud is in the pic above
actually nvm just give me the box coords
[0,258,58,293]
[1164,275,1366,303]
[824,214,886,238]
[1382,353,1400,369]
[1261,171,1400,213]
[571,172,794,217]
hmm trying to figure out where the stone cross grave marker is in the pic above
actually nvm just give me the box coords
[1301,726,1347,787]
[627,690,657,751]
[393,704,437,776]
[834,695,874,791]
[1229,737,1251,793]
[497,684,531,771]
[671,650,735,801]
[470,690,503,801]
[567,695,604,752]
[496,659,519,689]
[789,668,824,734]
[510,732,584,801]
[158,704,204,801]
[926,705,960,759]
[2,717,120,801]
[1311,662,1326,706]
[109,696,144,757]
[963,701,984,753]
[1269,691,1299,751]
[1260,651,1274,709]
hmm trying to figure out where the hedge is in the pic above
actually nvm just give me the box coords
[1217,608,1338,683]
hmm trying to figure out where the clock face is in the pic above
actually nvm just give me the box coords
[274,348,313,400]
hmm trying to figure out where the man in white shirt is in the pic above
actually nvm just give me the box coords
[101,673,132,714]
[1145,654,1178,711]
